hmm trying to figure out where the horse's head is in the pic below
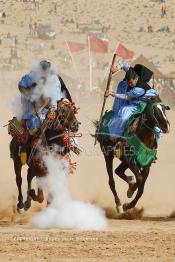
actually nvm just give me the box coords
[56,98,80,132]
[146,101,170,134]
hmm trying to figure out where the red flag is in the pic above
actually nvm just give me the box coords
[115,43,134,59]
[89,35,108,53]
[67,41,85,52]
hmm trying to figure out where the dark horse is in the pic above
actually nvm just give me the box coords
[10,98,80,213]
[96,98,170,213]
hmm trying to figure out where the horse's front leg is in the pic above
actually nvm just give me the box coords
[14,160,24,213]
[24,168,34,210]
[124,166,150,210]
[104,152,123,213]
[115,162,137,198]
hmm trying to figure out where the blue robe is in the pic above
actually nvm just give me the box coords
[19,73,67,130]
[21,94,48,129]
[108,81,159,137]
[19,74,47,130]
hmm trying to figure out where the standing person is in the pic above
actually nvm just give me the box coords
[34,22,38,36]
[0,35,3,45]
[33,0,40,10]
[161,5,167,18]
[29,20,33,36]
[2,12,6,18]
[53,2,57,14]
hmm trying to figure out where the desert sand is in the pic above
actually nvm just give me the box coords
[0,0,175,261]
[0,218,174,262]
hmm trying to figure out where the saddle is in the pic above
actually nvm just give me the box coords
[99,102,147,139]
[8,108,81,168]
[8,117,40,165]
[8,117,28,144]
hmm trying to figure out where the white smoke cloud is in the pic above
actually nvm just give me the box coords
[30,60,58,79]
[42,74,62,107]
[32,154,107,230]
[29,60,62,108]
[8,94,23,120]
[9,60,62,119]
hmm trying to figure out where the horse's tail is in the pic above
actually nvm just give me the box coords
[90,120,100,142]
[93,120,99,129]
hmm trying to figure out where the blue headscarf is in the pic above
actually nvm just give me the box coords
[18,74,34,90]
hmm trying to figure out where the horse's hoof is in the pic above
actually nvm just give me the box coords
[117,205,124,214]
[123,203,130,211]
[127,176,135,184]
[29,189,36,199]
[17,208,24,214]
[17,205,25,214]
[127,183,137,198]
[38,196,44,203]
[24,201,31,211]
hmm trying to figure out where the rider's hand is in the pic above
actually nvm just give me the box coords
[104,91,110,97]
[111,66,117,74]
[37,109,42,118]
[105,91,114,97]
[144,98,151,102]
[116,60,130,72]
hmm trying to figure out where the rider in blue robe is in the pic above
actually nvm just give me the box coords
[19,60,72,133]
[18,60,72,154]
[19,74,41,131]
[105,65,161,139]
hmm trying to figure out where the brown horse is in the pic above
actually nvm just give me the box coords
[10,99,80,213]
[96,99,170,213]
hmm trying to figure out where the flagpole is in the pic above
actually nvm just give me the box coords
[65,40,82,86]
[88,35,93,91]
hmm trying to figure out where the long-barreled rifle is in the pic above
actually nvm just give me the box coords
[94,53,117,145]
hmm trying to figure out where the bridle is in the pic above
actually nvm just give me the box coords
[139,101,169,135]
[28,99,80,163]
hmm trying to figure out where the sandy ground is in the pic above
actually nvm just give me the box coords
[0,218,175,262]
[0,86,175,261]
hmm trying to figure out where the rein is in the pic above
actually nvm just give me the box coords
[28,100,80,163]
[28,117,50,164]
[139,101,166,136]
[140,114,157,135]
[27,105,68,164]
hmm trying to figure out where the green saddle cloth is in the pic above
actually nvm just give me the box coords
[123,102,157,167]
[99,102,147,139]
[125,102,147,130]
[99,102,157,167]
[124,134,157,167]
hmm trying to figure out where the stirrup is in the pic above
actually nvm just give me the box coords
[20,151,27,165]
[115,147,121,158]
